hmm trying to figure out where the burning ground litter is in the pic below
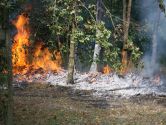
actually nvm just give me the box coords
[46,71,166,98]
[11,13,166,99]
[13,70,166,98]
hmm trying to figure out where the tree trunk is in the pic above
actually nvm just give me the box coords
[121,0,132,74]
[4,9,14,125]
[67,23,75,84]
[5,29,14,125]
[151,6,160,72]
[90,0,103,72]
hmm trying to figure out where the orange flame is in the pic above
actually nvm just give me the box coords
[12,14,62,75]
[12,14,30,74]
[121,49,128,74]
[32,42,62,72]
[103,65,111,74]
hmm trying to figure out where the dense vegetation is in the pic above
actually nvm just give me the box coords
[0,0,166,124]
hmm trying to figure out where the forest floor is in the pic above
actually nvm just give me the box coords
[8,83,166,125]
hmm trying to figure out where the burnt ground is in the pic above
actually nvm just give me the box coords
[1,82,166,125]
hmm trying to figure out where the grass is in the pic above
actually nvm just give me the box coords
[1,83,166,125]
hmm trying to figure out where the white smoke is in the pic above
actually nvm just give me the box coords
[139,0,166,76]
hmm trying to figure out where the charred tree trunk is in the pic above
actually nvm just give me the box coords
[4,9,14,125]
[90,0,103,72]
[121,0,132,74]
[151,6,160,73]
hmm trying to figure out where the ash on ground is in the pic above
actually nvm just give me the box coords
[45,71,166,98]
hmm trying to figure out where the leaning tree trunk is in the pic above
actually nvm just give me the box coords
[151,6,160,74]
[121,0,132,74]
[90,0,103,72]
[4,8,14,125]
[67,22,76,84]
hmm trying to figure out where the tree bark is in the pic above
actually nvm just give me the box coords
[121,0,132,73]
[4,8,14,125]
[5,29,14,125]
[90,0,103,72]
[67,22,76,84]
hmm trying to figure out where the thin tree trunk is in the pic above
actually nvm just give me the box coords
[4,9,14,125]
[126,0,132,42]
[151,5,160,73]
[5,29,14,125]
[121,0,132,73]
[56,35,61,51]
[90,0,102,72]
[90,44,101,72]
[67,22,76,84]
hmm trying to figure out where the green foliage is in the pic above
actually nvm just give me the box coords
[95,22,121,70]
[96,22,111,47]
[0,0,15,9]
[127,38,143,63]
[37,0,144,72]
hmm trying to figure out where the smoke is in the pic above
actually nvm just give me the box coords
[139,0,166,76]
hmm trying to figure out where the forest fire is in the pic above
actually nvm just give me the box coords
[12,14,62,75]
[2,1,166,124]
[121,49,128,74]
[103,65,111,74]
[12,13,30,74]
[11,5,165,99]
[32,42,62,72]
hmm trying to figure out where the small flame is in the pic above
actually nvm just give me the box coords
[12,13,62,75]
[121,49,128,74]
[103,65,111,74]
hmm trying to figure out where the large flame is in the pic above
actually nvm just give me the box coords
[103,64,111,74]
[12,14,30,74]
[12,14,62,75]
[32,42,62,72]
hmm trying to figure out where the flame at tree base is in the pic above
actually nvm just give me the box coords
[121,49,128,74]
[103,64,111,74]
[12,14,62,75]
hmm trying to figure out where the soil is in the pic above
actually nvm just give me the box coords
[1,82,166,125]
